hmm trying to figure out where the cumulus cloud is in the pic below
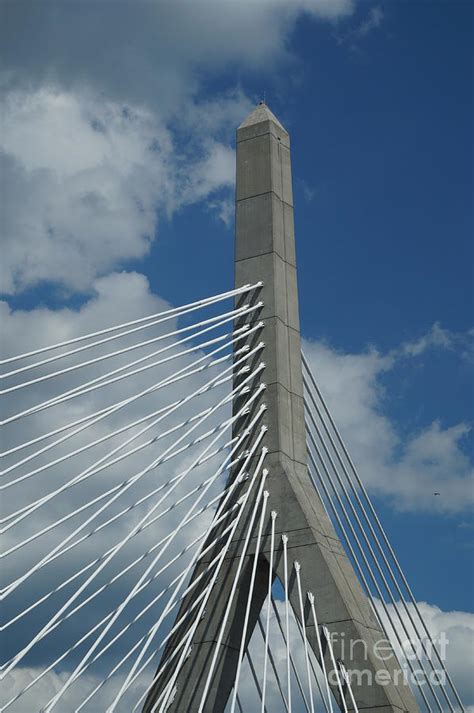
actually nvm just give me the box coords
[1,271,257,709]
[398,323,473,361]
[227,594,474,712]
[377,600,474,710]
[1,279,471,709]
[303,329,474,512]
[0,88,244,294]
[335,4,384,47]
[0,665,149,712]
[0,0,357,297]
[1,0,354,115]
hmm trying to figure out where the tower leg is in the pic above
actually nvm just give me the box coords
[142,557,270,712]
[142,102,421,713]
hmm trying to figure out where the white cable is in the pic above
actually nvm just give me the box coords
[322,626,348,713]
[126,512,262,713]
[1,373,229,495]
[1,302,239,388]
[261,510,277,713]
[1,458,239,634]
[12,443,239,589]
[40,391,266,711]
[2,389,262,648]
[339,662,359,713]
[1,301,260,394]
[2,400,223,529]
[125,439,268,713]
[2,382,231,532]
[1,438,241,620]
[0,350,260,588]
[230,490,269,713]
[73,550,227,713]
[109,424,268,712]
[2,449,237,622]
[1,282,260,366]
[195,468,270,713]
[303,358,458,713]
[282,533,292,712]
[1,315,260,471]
[5,394,260,696]
[0,319,256,465]
[0,341,263,534]
[155,464,270,713]
[2,486,242,692]
[136,447,268,713]
[157,496,254,649]
[294,562,316,713]
[2,401,237,555]
[257,615,289,713]
[14,510,241,713]
[1,303,261,426]
[0,342,236,464]
[307,592,333,713]
[306,426,438,713]
[2,521,235,712]
[108,444,269,713]
[278,556,332,712]
[72,450,252,712]
[270,597,312,713]
[1,362,263,614]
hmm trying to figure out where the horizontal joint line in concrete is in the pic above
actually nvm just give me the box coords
[311,616,385,635]
[349,703,408,713]
[237,192,293,211]
[218,525,317,550]
[236,130,290,147]
[255,376,304,396]
[189,639,240,653]
[262,451,308,469]
[233,312,301,338]
[235,247,295,268]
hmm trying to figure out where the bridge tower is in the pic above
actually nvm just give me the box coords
[143,103,420,713]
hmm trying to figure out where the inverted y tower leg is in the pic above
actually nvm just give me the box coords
[142,104,420,713]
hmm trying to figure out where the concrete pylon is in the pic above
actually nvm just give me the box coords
[142,103,420,713]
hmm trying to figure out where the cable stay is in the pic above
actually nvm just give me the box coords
[302,351,464,713]
[1,301,262,426]
[0,301,262,395]
[1,387,268,708]
[0,342,264,534]
[0,364,265,608]
[0,282,262,367]
[0,321,260,468]
[1,291,465,713]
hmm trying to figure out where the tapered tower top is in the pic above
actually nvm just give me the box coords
[238,101,288,138]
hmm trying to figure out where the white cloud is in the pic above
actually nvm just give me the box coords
[237,595,474,712]
[0,88,242,294]
[335,4,384,47]
[1,1,354,115]
[377,601,474,710]
[398,322,471,360]
[0,665,149,712]
[303,330,473,513]
[3,597,472,711]
[0,0,358,297]
[1,271,250,710]
[1,278,471,710]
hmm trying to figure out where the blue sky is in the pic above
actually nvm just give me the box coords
[130,0,474,611]
[1,0,473,709]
